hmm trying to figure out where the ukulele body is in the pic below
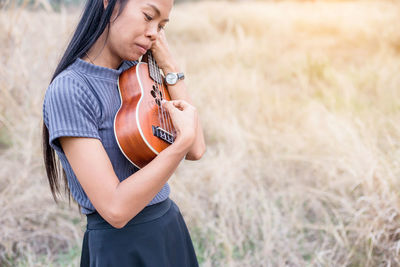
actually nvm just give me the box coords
[114,61,174,169]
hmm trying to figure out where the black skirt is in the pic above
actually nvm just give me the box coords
[80,198,199,267]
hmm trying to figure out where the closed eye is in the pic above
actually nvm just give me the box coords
[144,13,153,21]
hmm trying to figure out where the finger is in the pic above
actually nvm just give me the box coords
[171,100,190,110]
[158,30,166,40]
[161,99,170,108]
[161,100,176,112]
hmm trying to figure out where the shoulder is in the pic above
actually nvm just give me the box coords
[46,69,86,98]
[43,68,101,123]
[44,68,99,108]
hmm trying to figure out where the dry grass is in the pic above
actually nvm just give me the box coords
[1,0,400,266]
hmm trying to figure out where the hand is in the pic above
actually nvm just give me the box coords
[150,30,179,74]
[162,100,198,148]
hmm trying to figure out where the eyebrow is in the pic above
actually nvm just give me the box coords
[146,3,169,22]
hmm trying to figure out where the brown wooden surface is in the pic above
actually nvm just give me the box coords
[114,63,175,168]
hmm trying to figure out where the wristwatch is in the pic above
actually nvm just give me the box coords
[165,72,185,85]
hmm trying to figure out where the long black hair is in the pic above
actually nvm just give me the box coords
[42,0,128,205]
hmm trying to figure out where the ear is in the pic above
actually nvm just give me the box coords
[103,0,109,9]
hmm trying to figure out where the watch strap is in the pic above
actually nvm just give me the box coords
[177,72,185,80]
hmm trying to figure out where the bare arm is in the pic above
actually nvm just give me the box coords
[60,100,197,229]
[60,136,189,229]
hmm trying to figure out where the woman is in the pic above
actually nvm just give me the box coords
[42,0,206,265]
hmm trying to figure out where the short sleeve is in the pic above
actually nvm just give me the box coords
[43,74,101,153]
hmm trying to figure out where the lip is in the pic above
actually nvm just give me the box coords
[136,44,150,54]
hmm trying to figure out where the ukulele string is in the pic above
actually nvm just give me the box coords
[159,71,175,138]
[157,72,171,135]
[157,70,172,135]
[151,57,162,128]
[160,69,174,137]
[164,71,176,138]
[155,74,167,132]
[151,51,175,139]
[150,53,165,130]
[152,52,170,135]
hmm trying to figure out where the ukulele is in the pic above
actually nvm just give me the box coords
[114,51,176,169]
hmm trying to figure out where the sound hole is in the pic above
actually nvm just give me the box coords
[151,90,156,98]
[155,99,161,107]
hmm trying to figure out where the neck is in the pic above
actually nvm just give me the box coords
[84,32,122,70]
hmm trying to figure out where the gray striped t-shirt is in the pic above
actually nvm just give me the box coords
[43,58,170,214]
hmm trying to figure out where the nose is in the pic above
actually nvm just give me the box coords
[145,24,158,41]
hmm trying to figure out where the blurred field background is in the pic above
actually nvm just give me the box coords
[1,0,400,266]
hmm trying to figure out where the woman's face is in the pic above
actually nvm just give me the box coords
[107,0,173,61]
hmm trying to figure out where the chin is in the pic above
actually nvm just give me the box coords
[121,53,140,62]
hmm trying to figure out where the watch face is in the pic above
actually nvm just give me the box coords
[166,73,177,84]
